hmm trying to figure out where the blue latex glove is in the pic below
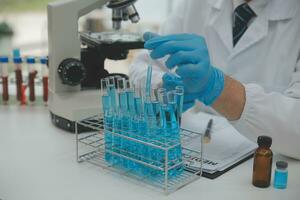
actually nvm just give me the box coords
[144,32,225,106]
[162,73,195,112]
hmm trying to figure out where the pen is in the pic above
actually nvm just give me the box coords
[204,119,213,144]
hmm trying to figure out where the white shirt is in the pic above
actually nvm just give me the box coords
[129,0,300,159]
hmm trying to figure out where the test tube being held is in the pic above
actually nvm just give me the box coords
[0,57,9,104]
[41,57,49,104]
[27,57,36,104]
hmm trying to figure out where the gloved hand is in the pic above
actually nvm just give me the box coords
[144,32,225,106]
[162,73,195,112]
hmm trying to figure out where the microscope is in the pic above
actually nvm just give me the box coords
[47,0,144,132]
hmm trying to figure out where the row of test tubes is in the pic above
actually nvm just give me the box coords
[0,55,48,105]
[101,75,185,179]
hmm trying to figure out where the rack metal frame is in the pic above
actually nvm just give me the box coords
[76,114,203,194]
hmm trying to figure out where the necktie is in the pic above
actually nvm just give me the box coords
[233,3,256,46]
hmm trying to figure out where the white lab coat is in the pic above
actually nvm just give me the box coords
[129,0,300,159]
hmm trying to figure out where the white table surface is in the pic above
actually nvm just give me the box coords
[0,106,299,200]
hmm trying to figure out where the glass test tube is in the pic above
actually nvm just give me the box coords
[13,57,23,102]
[109,77,125,167]
[159,90,183,178]
[101,78,110,111]
[151,89,160,118]
[101,78,113,164]
[27,57,36,104]
[134,86,144,117]
[168,90,183,177]
[175,86,184,125]
[108,76,117,111]
[149,88,165,177]
[41,57,48,104]
[0,57,9,104]
[125,80,139,170]
[126,80,136,116]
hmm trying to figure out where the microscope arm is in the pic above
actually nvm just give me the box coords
[48,0,108,94]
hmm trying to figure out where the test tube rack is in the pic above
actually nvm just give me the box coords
[76,114,203,195]
[0,56,48,106]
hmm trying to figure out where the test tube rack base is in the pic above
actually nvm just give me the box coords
[76,114,203,195]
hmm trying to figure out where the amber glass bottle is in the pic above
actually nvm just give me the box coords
[252,136,273,188]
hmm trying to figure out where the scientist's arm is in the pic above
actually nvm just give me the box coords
[145,33,300,159]
[232,57,300,159]
[212,76,246,121]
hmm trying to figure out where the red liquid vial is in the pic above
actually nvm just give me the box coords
[2,76,9,103]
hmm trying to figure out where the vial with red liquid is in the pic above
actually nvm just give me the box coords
[0,56,9,104]
[40,57,48,105]
[13,57,23,103]
[27,57,37,104]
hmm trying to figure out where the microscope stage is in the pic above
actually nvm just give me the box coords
[80,31,144,48]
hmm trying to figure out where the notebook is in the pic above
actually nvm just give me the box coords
[181,111,257,179]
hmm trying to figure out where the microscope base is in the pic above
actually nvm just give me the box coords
[49,89,102,133]
[50,112,96,133]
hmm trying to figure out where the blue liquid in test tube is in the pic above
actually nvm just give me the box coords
[138,117,149,176]
[107,77,121,166]
[103,95,113,164]
[159,91,183,178]
[132,92,145,174]
[144,100,157,176]
[101,78,113,164]
[119,90,130,169]
[127,88,139,170]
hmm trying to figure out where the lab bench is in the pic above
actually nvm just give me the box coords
[0,105,299,200]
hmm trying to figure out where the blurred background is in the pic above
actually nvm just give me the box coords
[0,0,181,103]
[0,0,181,57]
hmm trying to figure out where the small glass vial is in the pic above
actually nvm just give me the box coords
[13,57,23,102]
[274,161,288,189]
[252,136,273,188]
[40,57,49,105]
[0,56,9,104]
[27,57,36,104]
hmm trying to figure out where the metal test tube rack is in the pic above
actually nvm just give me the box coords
[76,114,203,194]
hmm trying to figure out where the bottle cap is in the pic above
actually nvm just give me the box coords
[40,57,48,64]
[13,57,22,64]
[13,49,21,58]
[26,57,35,64]
[257,136,272,147]
[276,161,288,169]
[0,56,9,63]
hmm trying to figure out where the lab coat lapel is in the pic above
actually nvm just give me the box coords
[230,11,269,59]
[207,0,233,53]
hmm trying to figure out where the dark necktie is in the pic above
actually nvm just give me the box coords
[233,3,256,46]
